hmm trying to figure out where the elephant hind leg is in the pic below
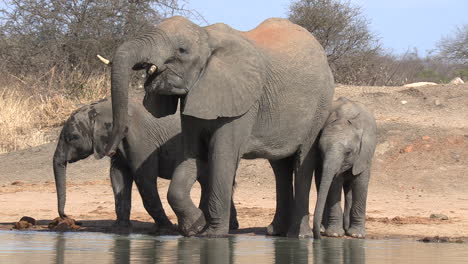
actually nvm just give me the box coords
[134,173,172,229]
[229,199,239,230]
[287,144,320,238]
[266,157,294,236]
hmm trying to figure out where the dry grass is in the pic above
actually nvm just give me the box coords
[0,72,109,153]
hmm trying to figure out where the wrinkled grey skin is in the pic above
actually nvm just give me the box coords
[53,98,239,230]
[104,16,335,237]
[313,97,377,239]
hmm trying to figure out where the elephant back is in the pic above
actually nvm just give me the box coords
[242,18,327,62]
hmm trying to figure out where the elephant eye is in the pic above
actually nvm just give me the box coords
[66,134,79,142]
[178,47,188,54]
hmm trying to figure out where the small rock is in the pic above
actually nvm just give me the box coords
[422,136,431,141]
[430,214,449,220]
[449,77,464,84]
[403,82,437,87]
[400,145,414,153]
[401,100,408,105]
[434,99,441,106]
[419,236,450,243]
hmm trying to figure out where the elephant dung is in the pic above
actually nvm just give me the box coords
[13,216,36,229]
[19,216,36,225]
[48,217,81,231]
[13,221,32,230]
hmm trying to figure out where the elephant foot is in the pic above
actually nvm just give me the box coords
[113,219,132,228]
[178,210,206,237]
[346,226,366,238]
[229,218,239,230]
[197,226,229,238]
[266,221,288,236]
[287,215,312,238]
[156,217,174,229]
[324,226,345,237]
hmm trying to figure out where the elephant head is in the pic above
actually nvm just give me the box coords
[104,16,266,156]
[312,98,377,238]
[53,100,116,218]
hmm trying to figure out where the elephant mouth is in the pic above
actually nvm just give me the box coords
[157,87,188,95]
[144,65,188,96]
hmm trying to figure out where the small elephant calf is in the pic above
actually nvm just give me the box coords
[313,97,377,239]
[53,98,238,230]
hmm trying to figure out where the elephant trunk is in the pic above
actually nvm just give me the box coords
[105,32,172,156]
[313,155,341,239]
[53,138,68,218]
[105,42,140,156]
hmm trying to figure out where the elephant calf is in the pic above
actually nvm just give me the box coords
[313,97,377,239]
[52,98,238,230]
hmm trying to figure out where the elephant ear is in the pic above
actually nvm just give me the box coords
[351,111,377,175]
[92,109,126,160]
[183,31,265,119]
[143,92,179,118]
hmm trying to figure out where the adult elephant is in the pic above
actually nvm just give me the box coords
[53,98,238,230]
[104,16,335,237]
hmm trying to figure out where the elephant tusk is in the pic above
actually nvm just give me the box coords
[96,54,111,65]
[148,65,157,75]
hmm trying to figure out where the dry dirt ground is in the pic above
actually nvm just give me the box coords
[1,84,467,242]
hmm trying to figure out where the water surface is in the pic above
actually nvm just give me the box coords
[0,231,467,263]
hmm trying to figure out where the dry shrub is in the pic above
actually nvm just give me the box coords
[0,73,110,153]
[36,72,110,128]
[0,89,45,153]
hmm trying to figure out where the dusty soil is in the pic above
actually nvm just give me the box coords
[1,83,467,242]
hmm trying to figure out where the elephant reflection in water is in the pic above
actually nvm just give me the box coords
[312,239,366,264]
[273,238,311,263]
[54,234,65,264]
[108,236,234,263]
[54,236,365,263]
[272,238,366,264]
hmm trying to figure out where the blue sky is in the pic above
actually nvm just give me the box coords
[188,0,468,56]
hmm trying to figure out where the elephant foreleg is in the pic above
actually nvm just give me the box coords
[346,170,370,238]
[199,117,251,237]
[110,156,133,227]
[266,157,294,236]
[167,158,205,236]
[197,162,239,230]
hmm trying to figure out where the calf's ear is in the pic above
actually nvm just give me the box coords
[351,113,377,175]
